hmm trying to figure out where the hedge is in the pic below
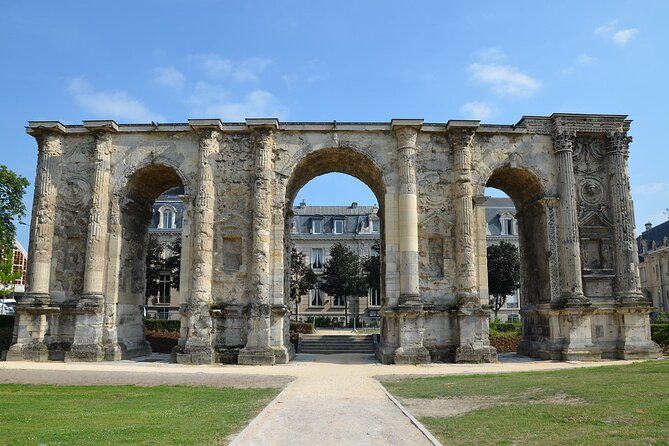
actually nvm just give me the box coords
[290,322,314,334]
[651,324,669,347]
[145,319,180,332]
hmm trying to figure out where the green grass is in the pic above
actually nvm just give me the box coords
[0,384,278,446]
[383,360,669,446]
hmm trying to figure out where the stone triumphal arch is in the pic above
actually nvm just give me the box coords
[7,114,661,364]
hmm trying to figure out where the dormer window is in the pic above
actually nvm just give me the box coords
[333,219,344,235]
[371,219,380,233]
[158,205,177,229]
[312,219,323,234]
[503,218,513,235]
[499,212,515,236]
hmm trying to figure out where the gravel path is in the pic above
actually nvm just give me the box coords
[0,353,647,445]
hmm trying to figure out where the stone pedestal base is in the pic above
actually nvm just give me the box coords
[65,344,105,362]
[238,346,275,365]
[103,343,123,361]
[394,346,431,364]
[174,346,214,365]
[455,345,497,363]
[6,342,50,362]
[616,310,662,359]
[560,307,601,361]
[272,346,290,364]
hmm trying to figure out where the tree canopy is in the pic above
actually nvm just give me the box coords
[320,242,368,325]
[0,249,23,297]
[487,240,520,320]
[145,236,181,301]
[0,165,29,252]
[289,248,316,316]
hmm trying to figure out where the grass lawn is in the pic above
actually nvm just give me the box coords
[0,384,278,446]
[382,360,669,446]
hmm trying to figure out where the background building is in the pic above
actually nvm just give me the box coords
[637,219,669,313]
[484,197,521,322]
[145,187,184,320]
[291,201,381,326]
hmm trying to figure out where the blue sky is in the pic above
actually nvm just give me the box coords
[1,1,668,247]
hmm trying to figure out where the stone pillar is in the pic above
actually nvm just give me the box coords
[176,121,221,364]
[448,124,496,363]
[552,129,588,306]
[389,119,430,364]
[7,124,64,361]
[607,132,661,359]
[607,132,645,304]
[239,119,279,365]
[540,197,562,304]
[67,124,118,362]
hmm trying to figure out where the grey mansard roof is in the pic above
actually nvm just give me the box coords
[485,197,516,237]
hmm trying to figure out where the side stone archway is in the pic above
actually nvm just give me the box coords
[8,115,661,363]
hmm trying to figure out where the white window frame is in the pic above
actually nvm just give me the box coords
[371,219,380,233]
[333,219,344,235]
[312,219,323,234]
[158,205,177,229]
[312,248,323,270]
[369,287,381,307]
[310,281,323,307]
[332,295,346,308]
[158,273,171,304]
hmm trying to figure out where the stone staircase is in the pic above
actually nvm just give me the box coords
[299,334,376,354]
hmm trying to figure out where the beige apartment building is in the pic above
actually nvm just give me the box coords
[637,219,669,313]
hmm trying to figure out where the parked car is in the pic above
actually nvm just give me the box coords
[0,298,16,315]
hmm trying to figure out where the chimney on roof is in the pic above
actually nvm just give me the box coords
[299,199,306,209]
[645,222,653,231]
[351,202,358,208]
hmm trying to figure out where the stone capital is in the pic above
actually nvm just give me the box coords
[26,121,66,138]
[447,127,476,152]
[551,128,576,154]
[607,131,632,155]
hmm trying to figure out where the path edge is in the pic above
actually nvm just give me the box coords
[379,384,444,446]
[227,382,292,446]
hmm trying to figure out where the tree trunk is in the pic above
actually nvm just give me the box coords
[344,297,348,328]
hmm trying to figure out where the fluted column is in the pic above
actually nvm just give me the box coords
[177,122,221,364]
[239,119,278,365]
[393,124,421,305]
[448,127,478,302]
[552,129,588,306]
[82,132,115,297]
[27,131,63,299]
[7,125,63,361]
[607,132,645,304]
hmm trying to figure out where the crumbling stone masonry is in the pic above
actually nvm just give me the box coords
[6,114,661,364]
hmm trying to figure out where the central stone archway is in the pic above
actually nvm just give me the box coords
[9,115,661,364]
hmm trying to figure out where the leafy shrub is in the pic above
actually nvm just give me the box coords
[290,322,314,334]
[145,319,180,333]
[651,324,669,346]
[0,315,15,329]
[489,320,521,337]
[652,312,669,324]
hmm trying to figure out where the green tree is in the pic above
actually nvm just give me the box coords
[362,243,381,300]
[145,236,181,303]
[487,241,521,320]
[0,165,29,252]
[320,242,367,327]
[0,249,23,297]
[289,248,317,319]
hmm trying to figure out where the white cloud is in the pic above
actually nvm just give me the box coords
[153,66,185,88]
[595,21,639,47]
[577,54,596,65]
[67,78,162,122]
[193,54,272,81]
[468,61,542,99]
[473,47,507,63]
[189,82,286,120]
[612,28,639,47]
[633,183,669,194]
[282,60,327,89]
[460,101,494,120]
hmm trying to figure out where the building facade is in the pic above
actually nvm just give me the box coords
[291,201,381,326]
[8,115,660,364]
[145,187,184,320]
[637,220,669,313]
[484,197,520,322]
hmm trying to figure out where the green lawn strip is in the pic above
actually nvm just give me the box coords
[382,360,669,446]
[0,384,278,446]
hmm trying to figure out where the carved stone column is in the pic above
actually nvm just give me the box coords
[607,132,645,304]
[607,132,661,359]
[7,124,64,361]
[239,119,278,365]
[540,197,562,304]
[67,124,118,362]
[448,124,496,363]
[552,129,588,306]
[176,121,221,364]
[389,119,430,364]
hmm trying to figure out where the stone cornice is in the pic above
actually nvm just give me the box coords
[25,114,632,136]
